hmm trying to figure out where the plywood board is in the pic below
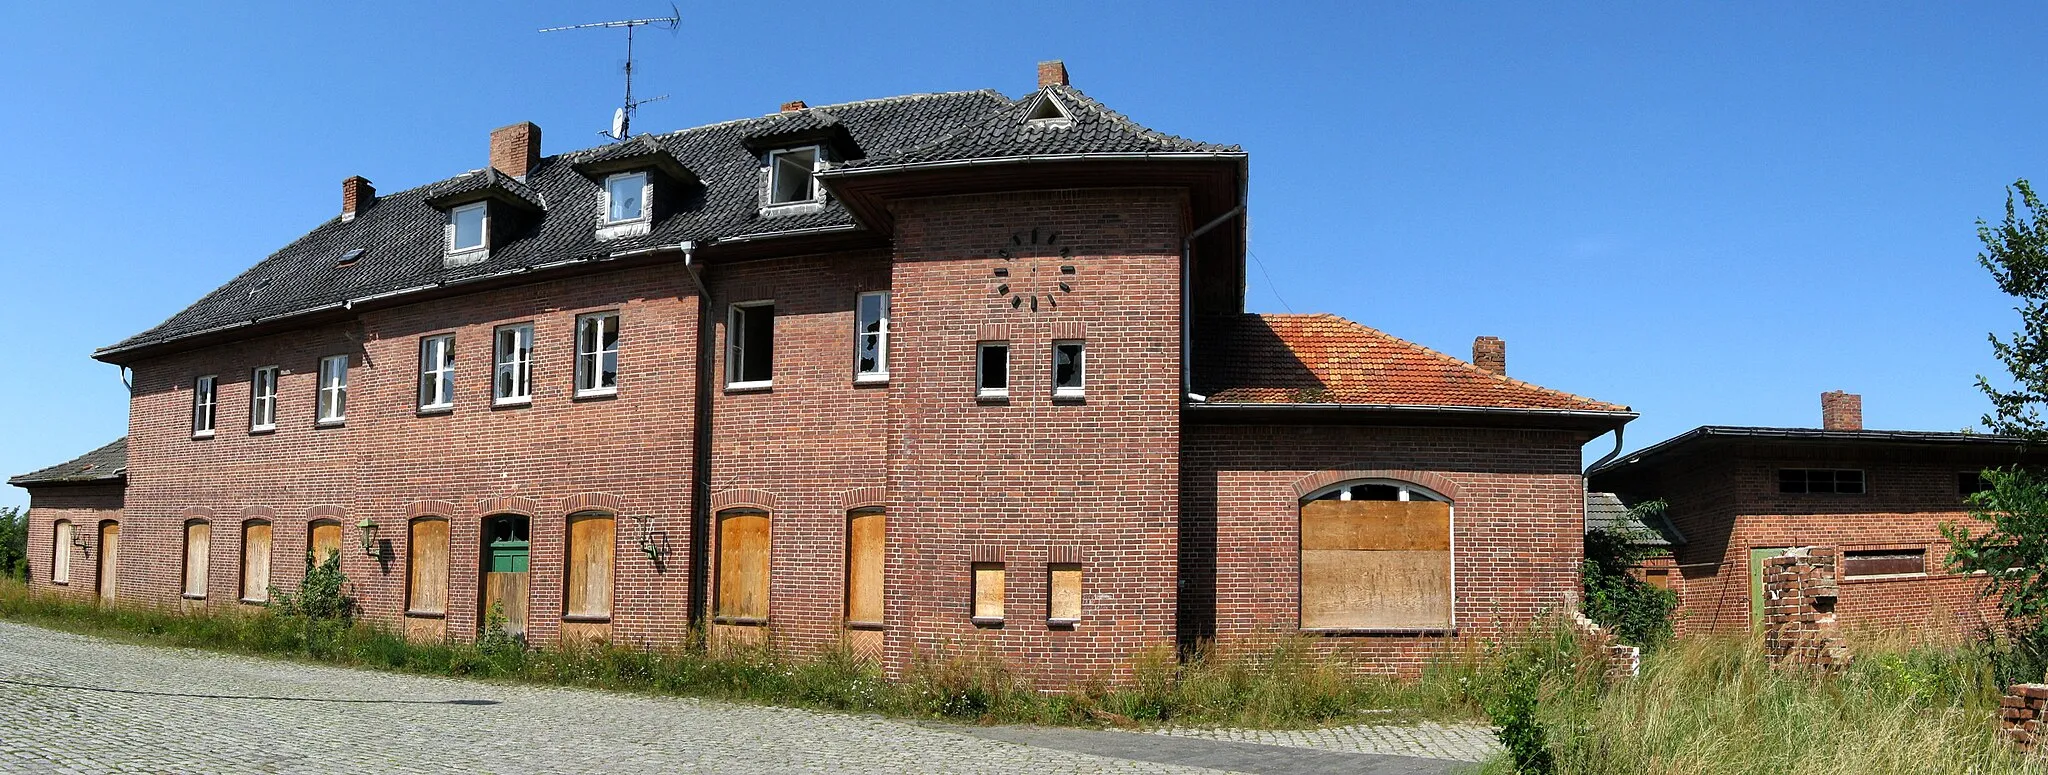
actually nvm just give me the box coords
[310,522,342,566]
[408,519,448,615]
[404,616,446,643]
[846,511,885,625]
[98,522,118,601]
[52,522,71,584]
[718,513,770,620]
[241,522,271,601]
[561,620,612,644]
[565,515,614,618]
[1300,549,1451,630]
[973,563,1005,619]
[1301,500,1451,551]
[484,571,529,637]
[1049,565,1082,621]
[183,522,210,598]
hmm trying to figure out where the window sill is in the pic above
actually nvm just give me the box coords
[1053,391,1085,403]
[563,614,612,624]
[316,419,346,429]
[249,425,276,436]
[595,218,653,241]
[977,391,1010,403]
[725,381,773,394]
[240,597,267,606]
[1301,627,1456,637]
[971,616,1005,628]
[191,431,215,440]
[714,616,766,626]
[51,581,67,587]
[1843,573,1930,583]
[417,405,454,417]
[181,593,206,601]
[854,373,889,386]
[446,247,489,267]
[404,610,446,619]
[759,200,826,217]
[845,620,885,631]
[573,388,619,402]
[493,397,533,410]
[1047,617,1080,629]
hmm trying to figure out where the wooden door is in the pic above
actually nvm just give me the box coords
[482,516,530,639]
[96,522,119,602]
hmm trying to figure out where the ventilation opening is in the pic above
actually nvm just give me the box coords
[1025,94,1070,124]
[337,248,365,268]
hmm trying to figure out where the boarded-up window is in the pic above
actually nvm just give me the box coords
[972,563,1005,621]
[52,521,72,584]
[1299,497,1452,631]
[408,518,449,615]
[717,511,770,622]
[845,510,885,626]
[241,522,272,602]
[183,521,211,598]
[1048,564,1082,622]
[309,520,342,566]
[1844,548,1926,578]
[565,513,614,620]
[98,522,119,601]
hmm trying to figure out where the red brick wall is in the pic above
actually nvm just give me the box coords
[1181,423,1593,677]
[883,188,1188,686]
[21,484,123,599]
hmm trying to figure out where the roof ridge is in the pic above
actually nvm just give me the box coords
[1046,85,1239,152]
[1258,312,1627,412]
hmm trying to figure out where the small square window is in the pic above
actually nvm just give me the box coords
[418,334,456,411]
[451,202,487,252]
[575,312,621,397]
[605,172,647,223]
[1778,468,1865,495]
[1052,340,1084,397]
[977,342,1010,398]
[855,292,889,381]
[768,147,820,205]
[728,302,775,388]
[192,375,218,437]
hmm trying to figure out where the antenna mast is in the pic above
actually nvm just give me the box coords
[540,4,680,141]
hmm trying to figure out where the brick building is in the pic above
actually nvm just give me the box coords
[13,63,1632,683]
[1589,391,2024,638]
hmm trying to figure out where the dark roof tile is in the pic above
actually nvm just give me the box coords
[9,438,127,487]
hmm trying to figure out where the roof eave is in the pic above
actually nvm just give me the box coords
[819,152,1247,234]
[1588,425,2035,477]
[1186,401,1636,432]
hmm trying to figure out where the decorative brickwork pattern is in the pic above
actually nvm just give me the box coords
[1762,547,1851,670]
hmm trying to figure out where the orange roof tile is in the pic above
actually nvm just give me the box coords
[1193,313,1627,412]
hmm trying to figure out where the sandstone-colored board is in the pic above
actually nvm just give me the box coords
[1049,565,1082,621]
[183,521,210,598]
[565,514,614,619]
[718,513,770,620]
[484,571,529,638]
[1301,500,1450,552]
[846,511,885,625]
[973,563,1005,620]
[1300,549,1451,630]
[408,518,448,615]
[240,522,271,601]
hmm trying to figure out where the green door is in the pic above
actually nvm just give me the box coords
[482,516,530,638]
[1748,547,1790,628]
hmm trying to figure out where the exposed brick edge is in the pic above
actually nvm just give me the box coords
[1288,468,1463,501]
[840,487,887,512]
[180,506,215,520]
[476,496,539,517]
[1049,545,1083,565]
[972,544,1005,563]
[405,500,457,519]
[1050,321,1086,340]
[712,489,777,513]
[306,505,347,522]
[562,492,623,515]
[977,323,1011,342]
[2003,684,2048,752]
[239,506,275,522]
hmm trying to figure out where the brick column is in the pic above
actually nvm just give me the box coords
[1763,547,1851,670]
[2003,684,2048,752]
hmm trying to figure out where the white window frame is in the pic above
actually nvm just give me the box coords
[727,301,775,390]
[977,342,1010,399]
[191,375,218,438]
[603,171,649,224]
[449,202,488,254]
[1052,340,1084,398]
[317,355,348,425]
[854,291,889,383]
[494,323,535,406]
[575,311,621,397]
[766,146,823,206]
[418,334,456,412]
[249,366,278,432]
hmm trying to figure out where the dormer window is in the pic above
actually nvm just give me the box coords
[768,147,821,206]
[605,172,647,223]
[450,202,487,254]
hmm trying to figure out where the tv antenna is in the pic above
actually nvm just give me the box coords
[540,5,680,141]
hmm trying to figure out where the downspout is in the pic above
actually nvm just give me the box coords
[681,241,717,633]
[1183,204,1245,401]
[1585,426,1626,474]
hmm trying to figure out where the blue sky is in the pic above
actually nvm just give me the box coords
[1,2,2040,509]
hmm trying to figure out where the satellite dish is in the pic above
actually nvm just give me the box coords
[611,107,629,140]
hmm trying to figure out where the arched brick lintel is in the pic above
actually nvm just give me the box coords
[306,505,347,522]
[476,496,540,518]
[180,506,215,521]
[562,492,622,515]
[711,488,776,513]
[839,487,886,512]
[1289,468,1462,502]
[240,506,276,522]
[405,500,457,519]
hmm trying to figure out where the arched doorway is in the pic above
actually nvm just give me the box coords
[481,514,530,640]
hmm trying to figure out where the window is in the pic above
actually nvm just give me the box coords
[192,376,217,437]
[727,302,774,388]
[565,513,615,621]
[408,518,449,616]
[418,335,455,411]
[977,342,1010,398]
[308,520,343,566]
[575,312,621,396]
[250,366,278,431]
[1778,469,1865,494]
[1048,564,1082,624]
[451,202,486,253]
[605,172,647,223]
[494,324,535,405]
[768,147,820,205]
[182,520,211,599]
[846,509,885,628]
[1299,480,1453,631]
[716,511,770,624]
[1052,340,1084,397]
[240,521,271,603]
[972,562,1005,623]
[1960,471,1994,499]
[855,292,890,381]
[317,355,348,425]
[51,520,71,585]
[1844,548,1927,578]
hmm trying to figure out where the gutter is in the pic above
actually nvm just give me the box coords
[1187,402,1637,419]
[815,150,1248,180]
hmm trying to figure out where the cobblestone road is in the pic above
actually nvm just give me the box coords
[0,621,1493,774]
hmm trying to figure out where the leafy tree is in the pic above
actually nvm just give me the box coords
[1977,179,2048,438]
[0,507,25,581]
[1581,500,1678,647]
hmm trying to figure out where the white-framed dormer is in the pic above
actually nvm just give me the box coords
[445,201,489,267]
[596,170,652,241]
[760,145,828,217]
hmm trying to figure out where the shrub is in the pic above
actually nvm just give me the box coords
[1581,502,1678,647]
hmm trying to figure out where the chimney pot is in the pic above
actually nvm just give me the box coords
[489,122,542,180]
[341,176,375,221]
[1822,391,1863,431]
[1473,336,1506,375]
[780,100,808,112]
[1038,60,1069,89]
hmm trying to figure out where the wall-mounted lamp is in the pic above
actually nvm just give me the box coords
[357,517,381,556]
[627,514,665,561]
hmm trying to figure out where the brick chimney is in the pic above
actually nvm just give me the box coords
[1473,336,1506,375]
[1822,391,1863,431]
[489,122,542,180]
[780,100,807,112]
[1038,60,1069,89]
[341,176,375,222]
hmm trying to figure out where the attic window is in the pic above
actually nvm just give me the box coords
[336,248,364,268]
[451,202,487,253]
[605,172,647,223]
[1025,93,1071,124]
[768,147,820,205]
